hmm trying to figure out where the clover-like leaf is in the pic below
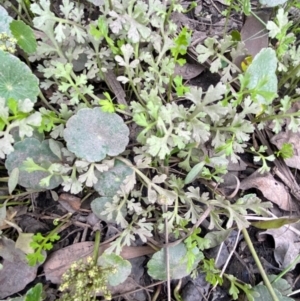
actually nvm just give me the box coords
[93,159,133,196]
[97,253,132,286]
[0,50,39,103]
[63,108,129,162]
[5,138,63,190]
[10,20,37,54]
[147,243,203,280]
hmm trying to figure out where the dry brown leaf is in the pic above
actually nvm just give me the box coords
[105,69,128,107]
[44,242,154,284]
[174,62,205,80]
[271,131,300,170]
[0,237,38,298]
[259,224,300,269]
[240,171,296,211]
[234,10,271,67]
[58,193,81,213]
[109,276,140,296]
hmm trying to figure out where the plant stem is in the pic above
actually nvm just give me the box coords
[39,91,59,114]
[272,253,300,283]
[242,228,279,301]
[93,230,101,265]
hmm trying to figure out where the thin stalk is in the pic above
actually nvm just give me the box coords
[20,0,33,26]
[39,91,59,114]
[242,228,279,301]
[8,3,32,26]
[272,253,300,284]
[93,230,101,265]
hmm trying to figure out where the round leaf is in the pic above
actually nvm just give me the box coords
[0,5,13,35]
[0,50,39,103]
[91,197,127,223]
[97,253,132,286]
[10,20,37,54]
[5,138,63,190]
[63,108,129,162]
[93,159,133,196]
[147,243,204,280]
[259,0,288,6]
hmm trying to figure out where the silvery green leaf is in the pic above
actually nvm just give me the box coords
[152,174,167,184]
[49,139,62,160]
[64,108,129,162]
[148,185,157,204]
[117,76,129,84]
[0,200,8,227]
[93,159,133,197]
[147,243,203,280]
[8,168,19,195]
[54,22,66,43]
[98,253,131,286]
[5,138,63,189]
[78,164,98,186]
[31,0,56,29]
[196,37,216,63]
[91,196,127,223]
[59,0,74,18]
[18,112,42,139]
[18,99,34,113]
[0,132,14,159]
[259,0,288,7]
[0,97,9,121]
[0,5,12,36]
[185,162,206,184]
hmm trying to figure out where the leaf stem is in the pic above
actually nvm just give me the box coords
[242,228,279,301]
[39,91,59,114]
[93,230,101,265]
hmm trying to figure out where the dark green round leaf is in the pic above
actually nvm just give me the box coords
[93,159,133,196]
[0,50,39,103]
[63,108,129,162]
[10,20,37,54]
[5,138,62,190]
[97,253,132,286]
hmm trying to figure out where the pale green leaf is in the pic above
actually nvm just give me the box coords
[97,253,132,286]
[8,167,19,194]
[0,50,39,103]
